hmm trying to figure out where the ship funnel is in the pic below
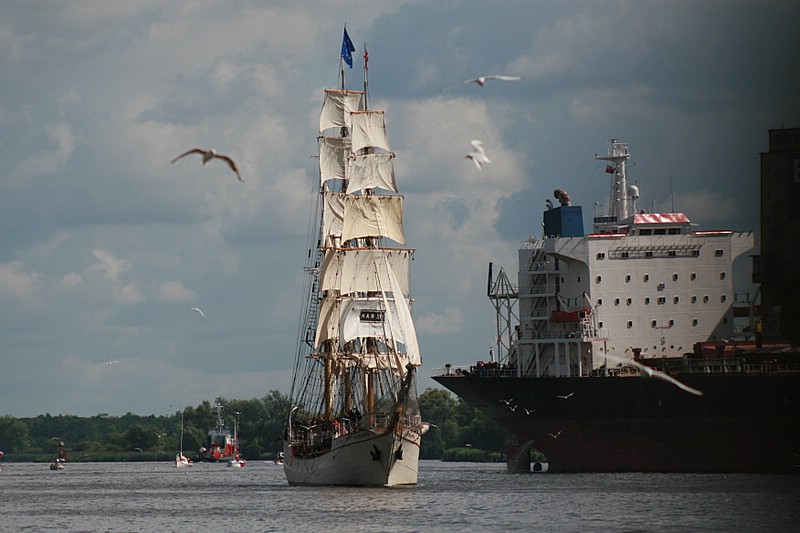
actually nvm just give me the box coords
[553,189,571,206]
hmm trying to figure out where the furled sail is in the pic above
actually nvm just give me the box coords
[351,110,391,153]
[319,89,365,132]
[341,195,405,244]
[346,153,397,193]
[319,137,352,184]
[320,248,410,295]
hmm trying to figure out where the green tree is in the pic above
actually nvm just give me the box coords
[0,416,32,452]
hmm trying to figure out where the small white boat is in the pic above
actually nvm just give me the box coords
[175,411,192,468]
[226,411,246,468]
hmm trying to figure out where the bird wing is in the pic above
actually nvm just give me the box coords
[485,75,522,82]
[214,154,244,182]
[171,148,206,163]
[607,354,703,396]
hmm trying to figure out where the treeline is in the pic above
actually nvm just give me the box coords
[0,389,516,462]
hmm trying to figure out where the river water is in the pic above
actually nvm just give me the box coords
[1,460,798,532]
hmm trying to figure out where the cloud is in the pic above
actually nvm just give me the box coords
[416,307,464,335]
[157,281,198,303]
[90,249,130,282]
[0,261,40,298]
[10,122,76,182]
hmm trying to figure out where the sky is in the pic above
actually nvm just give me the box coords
[1,1,798,417]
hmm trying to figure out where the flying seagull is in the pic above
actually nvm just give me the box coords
[190,307,206,318]
[171,148,243,182]
[445,75,522,91]
[465,140,491,174]
[105,360,119,366]
[547,431,562,439]
[605,354,704,397]
[556,392,574,399]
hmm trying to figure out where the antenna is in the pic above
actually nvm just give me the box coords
[670,174,674,212]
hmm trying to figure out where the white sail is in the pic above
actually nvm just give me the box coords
[320,248,410,295]
[341,195,405,244]
[319,89,365,132]
[384,254,420,364]
[346,153,397,193]
[322,191,346,247]
[314,294,340,347]
[351,110,391,153]
[319,137,352,184]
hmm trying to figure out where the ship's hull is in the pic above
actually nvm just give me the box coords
[433,372,800,473]
[283,427,421,486]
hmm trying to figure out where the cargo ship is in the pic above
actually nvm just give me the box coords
[433,138,800,473]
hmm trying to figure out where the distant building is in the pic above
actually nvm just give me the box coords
[754,127,800,343]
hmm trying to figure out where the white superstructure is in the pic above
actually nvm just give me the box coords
[512,140,755,377]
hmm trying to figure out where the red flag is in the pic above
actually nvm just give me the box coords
[364,47,369,70]
[605,165,615,173]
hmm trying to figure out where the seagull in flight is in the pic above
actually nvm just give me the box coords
[556,392,574,399]
[465,140,491,174]
[606,354,703,397]
[190,307,206,318]
[445,75,522,90]
[547,431,562,439]
[171,148,243,182]
[105,360,119,366]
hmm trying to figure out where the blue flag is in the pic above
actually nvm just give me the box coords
[341,27,355,68]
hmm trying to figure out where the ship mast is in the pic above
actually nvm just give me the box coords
[595,139,632,222]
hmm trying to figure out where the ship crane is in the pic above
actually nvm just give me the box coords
[487,262,519,365]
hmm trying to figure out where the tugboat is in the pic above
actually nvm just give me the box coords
[196,401,237,463]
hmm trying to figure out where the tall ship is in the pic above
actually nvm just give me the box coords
[282,30,427,486]
[434,139,800,473]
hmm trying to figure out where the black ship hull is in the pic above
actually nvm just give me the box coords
[433,372,800,473]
